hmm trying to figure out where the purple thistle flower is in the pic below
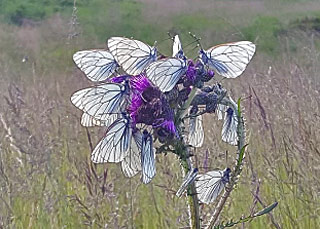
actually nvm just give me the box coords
[130,73,152,93]
[201,69,215,82]
[128,74,178,138]
[128,92,143,124]
[186,59,197,82]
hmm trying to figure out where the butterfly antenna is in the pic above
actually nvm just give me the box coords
[167,31,174,41]
[189,32,203,49]
[184,39,201,49]
[184,44,200,60]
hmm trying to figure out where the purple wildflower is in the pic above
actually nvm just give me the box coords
[128,74,178,137]
[186,60,197,82]
[128,92,142,124]
[130,73,151,93]
[201,69,215,82]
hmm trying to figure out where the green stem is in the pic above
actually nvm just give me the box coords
[206,97,247,229]
[178,144,201,229]
[176,86,201,229]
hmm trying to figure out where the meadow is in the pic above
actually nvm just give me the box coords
[0,0,319,228]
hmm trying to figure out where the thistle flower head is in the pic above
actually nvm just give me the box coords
[128,74,177,137]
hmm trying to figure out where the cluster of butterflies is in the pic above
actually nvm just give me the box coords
[70,34,255,202]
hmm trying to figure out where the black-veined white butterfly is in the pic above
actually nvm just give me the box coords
[141,130,156,184]
[91,113,132,163]
[107,37,157,75]
[172,35,184,59]
[188,106,204,148]
[222,107,238,145]
[216,104,227,120]
[195,168,231,204]
[199,41,256,78]
[121,130,143,178]
[176,168,198,197]
[70,82,129,121]
[146,57,187,92]
[80,112,118,127]
[73,50,119,82]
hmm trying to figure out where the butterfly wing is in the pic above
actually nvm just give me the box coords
[107,37,157,75]
[172,35,183,58]
[141,131,156,184]
[176,168,198,197]
[70,83,128,121]
[201,41,255,78]
[80,113,118,127]
[195,170,225,204]
[73,50,118,82]
[188,114,204,148]
[121,130,143,178]
[222,107,238,145]
[146,58,187,92]
[91,115,132,163]
[216,104,227,120]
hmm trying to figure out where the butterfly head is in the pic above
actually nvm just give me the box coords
[151,47,158,61]
[222,168,231,183]
[199,49,209,64]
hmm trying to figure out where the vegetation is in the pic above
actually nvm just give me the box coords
[0,0,319,228]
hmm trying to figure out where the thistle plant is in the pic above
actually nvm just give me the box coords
[70,34,277,228]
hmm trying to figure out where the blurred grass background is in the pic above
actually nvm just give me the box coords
[0,0,319,228]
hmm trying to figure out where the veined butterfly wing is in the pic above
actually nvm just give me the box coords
[188,114,204,148]
[200,41,255,78]
[176,168,198,197]
[222,107,238,145]
[70,83,129,120]
[73,50,118,82]
[80,113,118,127]
[216,104,227,120]
[121,130,143,178]
[107,37,157,75]
[91,114,132,163]
[146,58,187,92]
[141,131,156,184]
[195,168,231,204]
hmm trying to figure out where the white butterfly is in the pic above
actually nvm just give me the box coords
[141,130,156,184]
[70,83,129,121]
[222,107,238,145]
[91,114,132,163]
[121,130,143,178]
[200,41,256,78]
[172,35,184,59]
[188,113,204,148]
[80,113,118,127]
[107,37,157,75]
[195,168,231,204]
[216,104,227,120]
[176,168,198,197]
[146,58,187,92]
[73,50,119,82]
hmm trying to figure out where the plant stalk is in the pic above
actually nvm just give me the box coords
[177,86,201,229]
[206,97,246,229]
